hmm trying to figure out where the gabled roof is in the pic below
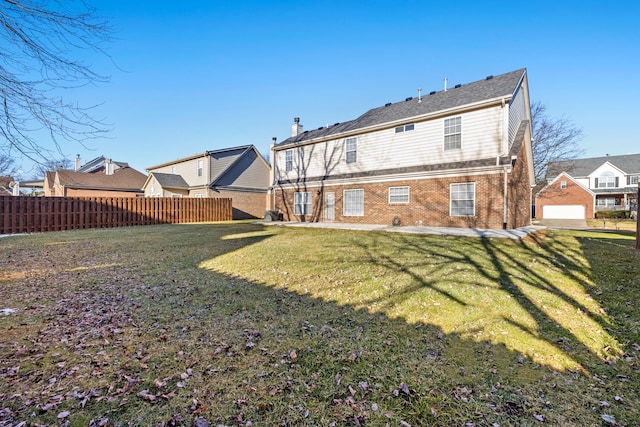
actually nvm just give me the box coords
[537,171,595,198]
[546,153,640,179]
[77,155,129,173]
[147,172,189,189]
[276,68,526,147]
[55,167,147,191]
[145,145,260,171]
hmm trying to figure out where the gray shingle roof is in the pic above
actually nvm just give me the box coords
[276,68,526,147]
[151,172,189,189]
[546,153,640,178]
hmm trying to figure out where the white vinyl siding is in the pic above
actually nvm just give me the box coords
[274,106,503,182]
[294,192,312,216]
[346,137,357,164]
[508,83,526,146]
[389,186,409,204]
[450,183,475,216]
[344,189,364,216]
[444,116,462,150]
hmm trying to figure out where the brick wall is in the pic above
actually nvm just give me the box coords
[535,174,594,219]
[275,171,515,228]
[507,143,533,228]
[210,189,267,219]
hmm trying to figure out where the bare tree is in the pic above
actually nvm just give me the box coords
[531,101,583,183]
[0,153,20,177]
[33,158,72,179]
[0,0,112,165]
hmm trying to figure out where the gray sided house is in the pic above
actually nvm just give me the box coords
[269,68,535,229]
[145,145,270,219]
[536,153,640,219]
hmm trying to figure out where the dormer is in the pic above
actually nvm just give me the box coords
[588,162,625,189]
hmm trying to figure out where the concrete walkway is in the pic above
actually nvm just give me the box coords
[261,221,546,240]
[535,219,589,230]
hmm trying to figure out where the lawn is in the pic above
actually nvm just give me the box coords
[1,222,639,426]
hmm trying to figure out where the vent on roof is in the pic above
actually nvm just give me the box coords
[486,75,494,80]
[334,122,340,126]
[454,84,461,88]
[405,97,413,101]
[429,91,436,95]
[385,102,392,107]
[317,127,323,130]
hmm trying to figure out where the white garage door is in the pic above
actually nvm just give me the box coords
[543,205,585,219]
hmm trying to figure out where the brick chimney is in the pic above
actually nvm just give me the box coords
[291,117,303,137]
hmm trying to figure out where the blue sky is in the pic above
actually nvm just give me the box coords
[14,1,640,177]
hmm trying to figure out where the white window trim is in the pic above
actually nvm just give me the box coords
[346,137,357,164]
[197,159,203,177]
[444,116,462,151]
[388,186,410,204]
[285,149,293,171]
[343,189,364,216]
[450,182,475,217]
[395,123,415,133]
[630,175,639,185]
[294,192,312,216]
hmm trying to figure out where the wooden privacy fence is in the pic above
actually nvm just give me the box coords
[0,196,232,234]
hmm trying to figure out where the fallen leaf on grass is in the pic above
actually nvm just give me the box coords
[137,390,157,402]
[57,411,70,419]
[601,414,616,424]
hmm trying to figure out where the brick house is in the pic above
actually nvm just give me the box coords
[269,69,534,229]
[535,154,640,219]
[144,145,270,219]
[44,167,147,197]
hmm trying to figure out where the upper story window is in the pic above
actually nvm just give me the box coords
[597,171,617,188]
[285,149,293,171]
[171,166,176,174]
[444,116,462,150]
[197,159,203,177]
[346,137,357,164]
[395,123,415,133]
[560,180,567,189]
[629,175,639,185]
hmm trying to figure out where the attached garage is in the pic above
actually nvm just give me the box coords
[542,205,586,219]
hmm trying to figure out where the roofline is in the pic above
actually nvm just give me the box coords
[536,171,596,197]
[273,95,511,151]
[145,145,256,171]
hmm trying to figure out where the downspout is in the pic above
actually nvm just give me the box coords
[503,165,508,229]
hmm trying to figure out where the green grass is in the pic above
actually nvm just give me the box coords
[1,222,639,426]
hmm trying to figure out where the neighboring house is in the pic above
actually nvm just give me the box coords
[0,176,14,196]
[75,155,129,174]
[43,167,147,197]
[535,154,640,219]
[144,145,270,219]
[269,68,534,229]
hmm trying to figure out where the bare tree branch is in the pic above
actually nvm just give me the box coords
[531,101,584,183]
[0,0,112,164]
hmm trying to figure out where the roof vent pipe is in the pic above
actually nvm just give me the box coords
[444,77,448,92]
[418,87,422,103]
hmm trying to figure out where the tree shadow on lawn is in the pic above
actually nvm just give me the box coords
[2,223,638,426]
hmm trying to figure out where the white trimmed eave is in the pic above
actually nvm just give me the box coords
[275,164,510,189]
[273,95,512,152]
